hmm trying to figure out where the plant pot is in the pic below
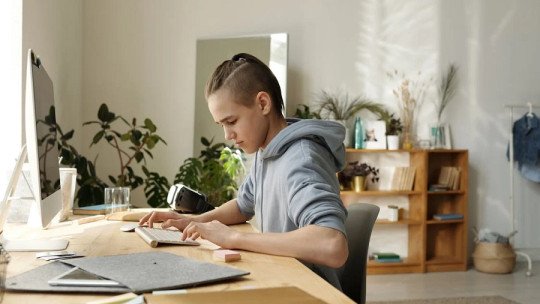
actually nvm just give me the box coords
[387,135,400,150]
[472,242,516,274]
[351,176,366,192]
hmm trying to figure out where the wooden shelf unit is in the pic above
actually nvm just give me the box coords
[342,149,468,274]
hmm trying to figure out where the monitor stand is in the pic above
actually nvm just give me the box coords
[0,146,69,252]
[2,237,69,252]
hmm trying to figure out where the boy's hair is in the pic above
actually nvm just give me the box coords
[205,53,284,116]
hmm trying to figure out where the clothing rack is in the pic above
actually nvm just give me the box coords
[504,102,540,277]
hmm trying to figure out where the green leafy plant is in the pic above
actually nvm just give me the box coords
[142,137,245,208]
[293,104,321,119]
[39,106,109,206]
[172,137,245,207]
[338,161,379,189]
[384,113,403,136]
[314,90,387,121]
[39,104,244,208]
[346,161,379,179]
[36,106,61,196]
[84,104,167,188]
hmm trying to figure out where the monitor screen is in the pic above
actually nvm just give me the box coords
[24,49,63,229]
[32,59,61,199]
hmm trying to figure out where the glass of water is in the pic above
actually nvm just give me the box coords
[104,187,130,214]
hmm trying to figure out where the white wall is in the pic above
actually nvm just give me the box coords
[2,0,81,218]
[24,0,539,256]
[0,1,22,198]
[438,0,540,254]
[23,0,83,150]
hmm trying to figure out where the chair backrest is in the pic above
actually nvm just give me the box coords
[339,203,379,304]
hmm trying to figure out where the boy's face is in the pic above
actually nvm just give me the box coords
[207,88,272,154]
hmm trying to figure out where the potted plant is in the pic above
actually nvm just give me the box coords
[42,103,244,208]
[431,64,458,149]
[168,137,245,207]
[314,90,387,147]
[389,70,431,149]
[380,112,403,150]
[339,161,379,192]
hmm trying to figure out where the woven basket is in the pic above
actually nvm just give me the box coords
[472,242,516,274]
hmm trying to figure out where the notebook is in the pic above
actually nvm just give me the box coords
[135,227,200,248]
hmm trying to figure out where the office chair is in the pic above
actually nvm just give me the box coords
[338,203,379,304]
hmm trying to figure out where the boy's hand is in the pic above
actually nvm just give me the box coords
[138,211,182,228]
[181,220,240,249]
[161,217,194,232]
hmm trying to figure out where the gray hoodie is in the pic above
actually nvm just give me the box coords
[236,118,348,288]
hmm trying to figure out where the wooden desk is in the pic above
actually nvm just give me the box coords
[3,214,353,304]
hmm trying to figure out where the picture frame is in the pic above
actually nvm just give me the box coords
[364,120,387,149]
[429,123,452,149]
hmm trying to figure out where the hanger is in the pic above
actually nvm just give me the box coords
[527,102,534,117]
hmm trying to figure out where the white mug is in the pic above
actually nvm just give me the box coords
[387,205,399,222]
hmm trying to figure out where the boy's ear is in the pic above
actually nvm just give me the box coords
[256,91,272,115]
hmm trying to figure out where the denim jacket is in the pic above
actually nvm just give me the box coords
[511,113,540,182]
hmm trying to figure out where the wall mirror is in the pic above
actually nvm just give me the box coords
[193,33,288,156]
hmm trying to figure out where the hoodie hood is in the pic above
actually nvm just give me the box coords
[260,118,346,170]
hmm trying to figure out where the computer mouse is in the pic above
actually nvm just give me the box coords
[120,223,142,232]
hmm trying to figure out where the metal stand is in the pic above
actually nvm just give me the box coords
[506,102,539,277]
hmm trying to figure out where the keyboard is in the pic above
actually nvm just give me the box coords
[134,227,200,248]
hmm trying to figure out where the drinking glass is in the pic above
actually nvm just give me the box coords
[104,187,130,214]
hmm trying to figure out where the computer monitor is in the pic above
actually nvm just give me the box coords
[0,49,68,251]
[24,49,64,229]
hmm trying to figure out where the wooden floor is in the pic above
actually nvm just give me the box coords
[366,262,540,304]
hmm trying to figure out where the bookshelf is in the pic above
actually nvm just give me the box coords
[341,149,468,274]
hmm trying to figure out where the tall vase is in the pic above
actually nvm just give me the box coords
[402,130,413,150]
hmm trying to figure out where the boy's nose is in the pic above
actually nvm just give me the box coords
[224,128,235,141]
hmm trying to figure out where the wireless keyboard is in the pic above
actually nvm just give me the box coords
[134,227,199,248]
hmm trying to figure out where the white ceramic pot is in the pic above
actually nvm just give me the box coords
[387,135,400,150]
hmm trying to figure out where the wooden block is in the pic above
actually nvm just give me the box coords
[213,249,241,262]
[76,214,105,224]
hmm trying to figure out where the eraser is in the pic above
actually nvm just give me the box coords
[213,249,241,262]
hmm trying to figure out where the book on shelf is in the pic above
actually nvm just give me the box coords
[372,252,400,260]
[72,203,112,215]
[433,213,464,221]
[390,167,416,191]
[374,257,402,263]
[371,252,401,263]
[429,184,449,191]
[436,166,461,191]
[371,252,402,263]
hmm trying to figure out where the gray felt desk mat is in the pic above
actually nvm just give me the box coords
[62,251,249,293]
[6,252,249,294]
[6,261,130,294]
